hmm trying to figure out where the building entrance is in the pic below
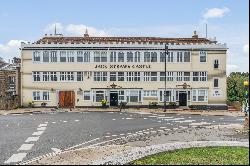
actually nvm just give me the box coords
[179,92,187,106]
[110,92,118,106]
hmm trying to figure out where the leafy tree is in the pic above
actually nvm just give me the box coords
[227,72,249,103]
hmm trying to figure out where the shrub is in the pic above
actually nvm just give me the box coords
[168,102,177,106]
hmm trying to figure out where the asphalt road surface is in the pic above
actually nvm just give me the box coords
[0,111,245,165]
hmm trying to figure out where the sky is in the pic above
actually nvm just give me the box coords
[0,0,249,74]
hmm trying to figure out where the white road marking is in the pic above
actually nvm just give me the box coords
[149,116,157,118]
[158,130,164,132]
[75,120,79,122]
[112,135,117,137]
[25,137,39,143]
[173,128,178,130]
[127,133,132,135]
[29,114,33,115]
[65,138,100,151]
[105,136,110,138]
[157,121,162,123]
[143,118,148,119]
[38,124,47,127]
[112,119,116,121]
[4,153,27,164]
[212,121,216,123]
[160,127,167,129]
[119,134,125,136]
[52,122,56,124]
[32,131,44,136]
[63,121,67,123]
[18,144,34,151]
[37,127,46,131]
[51,148,61,153]
[126,118,133,120]
[157,117,174,119]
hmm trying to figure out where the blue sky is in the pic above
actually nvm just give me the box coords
[0,0,249,74]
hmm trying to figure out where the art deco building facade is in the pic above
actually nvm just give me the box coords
[20,31,227,109]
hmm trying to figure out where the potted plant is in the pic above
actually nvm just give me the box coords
[167,102,177,109]
[28,101,35,108]
[101,99,108,108]
[149,101,158,109]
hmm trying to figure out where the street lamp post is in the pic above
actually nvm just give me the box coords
[164,44,169,112]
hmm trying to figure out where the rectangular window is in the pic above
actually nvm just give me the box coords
[127,72,134,82]
[192,90,197,101]
[110,52,117,62]
[77,72,83,81]
[144,90,157,97]
[193,72,199,81]
[129,90,140,102]
[95,91,104,102]
[42,91,50,101]
[119,90,125,101]
[200,51,207,62]
[118,72,124,81]
[144,52,151,62]
[84,91,90,100]
[151,72,157,81]
[60,51,67,62]
[60,72,67,81]
[50,51,57,62]
[43,72,50,81]
[127,52,133,62]
[67,51,74,62]
[67,72,74,81]
[101,52,107,62]
[198,90,206,101]
[134,72,141,81]
[33,91,40,101]
[160,72,165,81]
[177,52,183,62]
[94,72,107,81]
[77,51,84,62]
[200,72,207,81]
[214,78,219,88]
[43,51,49,62]
[134,52,140,62]
[192,89,207,102]
[50,72,57,81]
[144,72,150,81]
[177,72,183,81]
[167,72,174,81]
[118,52,124,62]
[94,51,100,62]
[167,52,174,62]
[151,52,157,62]
[84,51,90,62]
[184,72,190,81]
[160,90,171,102]
[110,72,117,81]
[214,59,219,69]
[33,72,41,82]
[184,52,191,62]
[160,52,165,62]
[33,51,41,62]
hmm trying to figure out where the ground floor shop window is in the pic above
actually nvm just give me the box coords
[127,90,142,102]
[94,90,106,102]
[192,89,208,102]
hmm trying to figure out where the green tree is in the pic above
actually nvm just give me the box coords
[227,72,249,103]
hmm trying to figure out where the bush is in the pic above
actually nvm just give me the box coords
[28,101,34,108]
[168,102,177,106]
[149,101,158,106]
[101,100,108,107]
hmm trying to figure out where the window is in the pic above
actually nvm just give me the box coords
[119,90,125,101]
[60,51,66,62]
[160,52,165,62]
[33,72,41,82]
[160,72,165,81]
[110,72,117,81]
[214,59,219,69]
[177,52,183,62]
[144,72,150,81]
[177,72,183,81]
[144,52,151,62]
[200,72,207,81]
[151,72,157,81]
[127,52,133,62]
[184,72,190,81]
[42,91,50,101]
[67,51,74,62]
[33,91,40,101]
[134,52,140,62]
[184,52,191,62]
[94,72,107,81]
[77,72,83,81]
[67,72,74,81]
[134,72,141,81]
[101,52,107,62]
[118,72,124,81]
[129,90,141,102]
[60,72,67,81]
[200,51,207,62]
[127,72,134,82]
[192,89,207,102]
[193,72,199,81]
[167,72,174,81]
[151,52,157,62]
[144,90,157,97]
[50,72,57,81]
[94,51,100,62]
[110,52,117,62]
[214,78,219,88]
[95,91,104,102]
[167,52,174,62]
[118,52,124,62]
[43,51,49,62]
[33,51,41,62]
[84,52,90,62]
[84,91,90,100]
[77,51,84,62]
[43,72,50,81]
[50,51,57,62]
[159,90,171,102]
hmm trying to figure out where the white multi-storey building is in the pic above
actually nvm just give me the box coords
[21,31,228,109]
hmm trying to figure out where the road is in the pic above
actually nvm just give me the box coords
[0,111,245,165]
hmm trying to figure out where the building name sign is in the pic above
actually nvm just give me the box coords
[94,64,151,69]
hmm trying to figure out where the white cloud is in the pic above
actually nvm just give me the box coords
[203,7,230,19]
[227,64,240,75]
[0,40,26,61]
[44,22,64,34]
[243,43,249,54]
